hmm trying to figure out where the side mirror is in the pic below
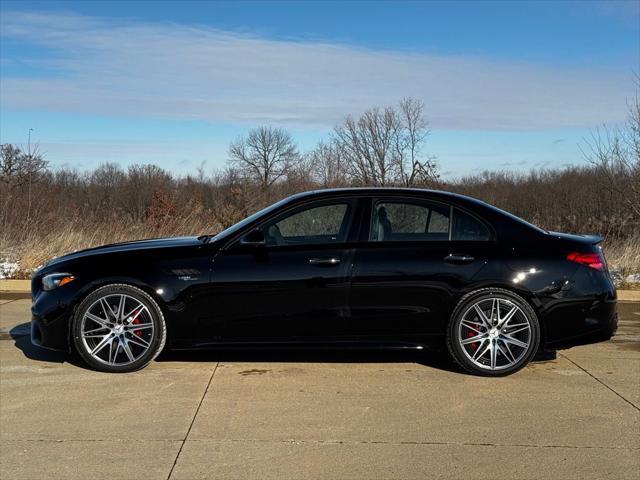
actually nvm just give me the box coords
[240,229,266,247]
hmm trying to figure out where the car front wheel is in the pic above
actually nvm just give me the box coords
[446,288,540,376]
[72,284,166,373]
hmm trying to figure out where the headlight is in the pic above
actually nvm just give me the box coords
[42,273,75,291]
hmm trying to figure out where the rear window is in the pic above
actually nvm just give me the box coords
[479,202,547,234]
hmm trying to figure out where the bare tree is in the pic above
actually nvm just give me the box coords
[395,98,438,186]
[332,98,437,186]
[308,140,348,187]
[209,167,256,229]
[583,90,640,218]
[126,164,173,221]
[0,143,48,188]
[284,154,316,192]
[333,107,397,186]
[90,162,126,189]
[228,126,300,193]
[1,143,49,225]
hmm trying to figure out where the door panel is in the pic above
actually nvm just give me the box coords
[349,197,497,339]
[198,199,360,341]
[349,242,492,338]
[202,244,353,339]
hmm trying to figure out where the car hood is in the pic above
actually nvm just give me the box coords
[44,236,202,268]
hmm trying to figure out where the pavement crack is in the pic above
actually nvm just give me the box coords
[166,362,219,480]
[181,438,639,451]
[560,353,640,412]
[6,438,638,451]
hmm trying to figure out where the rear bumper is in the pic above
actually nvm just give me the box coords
[538,260,619,350]
[543,296,618,349]
[546,312,618,349]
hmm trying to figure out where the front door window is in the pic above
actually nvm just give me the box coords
[264,203,351,246]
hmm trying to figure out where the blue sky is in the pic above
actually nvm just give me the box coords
[1,0,638,178]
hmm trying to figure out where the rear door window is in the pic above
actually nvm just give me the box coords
[370,201,450,242]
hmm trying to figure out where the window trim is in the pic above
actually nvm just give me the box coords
[369,197,453,243]
[263,202,353,247]
[227,198,358,249]
[451,206,494,242]
[365,196,496,244]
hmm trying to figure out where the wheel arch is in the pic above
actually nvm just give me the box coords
[66,276,170,353]
[446,284,542,375]
[456,282,548,350]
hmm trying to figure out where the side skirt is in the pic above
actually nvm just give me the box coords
[169,336,444,351]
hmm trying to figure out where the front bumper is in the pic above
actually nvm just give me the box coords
[30,319,66,352]
[30,288,75,352]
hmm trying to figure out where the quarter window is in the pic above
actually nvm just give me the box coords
[452,208,491,241]
[264,203,350,246]
[370,201,450,242]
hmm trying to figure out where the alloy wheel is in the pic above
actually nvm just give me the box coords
[457,297,532,371]
[80,294,155,366]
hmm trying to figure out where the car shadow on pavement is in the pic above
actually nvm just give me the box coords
[8,322,556,374]
[8,322,87,367]
[7,322,466,373]
[157,347,467,374]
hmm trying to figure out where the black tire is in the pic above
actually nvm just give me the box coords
[446,288,540,377]
[71,284,166,373]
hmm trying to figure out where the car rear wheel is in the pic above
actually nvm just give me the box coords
[446,288,540,376]
[72,284,166,373]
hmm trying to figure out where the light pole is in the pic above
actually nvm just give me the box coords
[28,128,33,154]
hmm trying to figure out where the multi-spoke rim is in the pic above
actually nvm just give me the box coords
[458,297,532,371]
[80,294,154,366]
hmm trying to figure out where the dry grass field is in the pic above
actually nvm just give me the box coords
[0,170,638,286]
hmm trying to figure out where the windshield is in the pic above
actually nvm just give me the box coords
[209,196,292,242]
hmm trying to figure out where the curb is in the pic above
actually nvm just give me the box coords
[619,290,640,302]
[0,292,30,300]
[0,280,31,300]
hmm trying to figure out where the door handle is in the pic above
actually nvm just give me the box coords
[309,257,341,266]
[444,254,475,264]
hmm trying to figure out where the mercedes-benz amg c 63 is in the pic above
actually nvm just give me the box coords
[31,188,617,375]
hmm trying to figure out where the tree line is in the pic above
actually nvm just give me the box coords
[1,96,638,275]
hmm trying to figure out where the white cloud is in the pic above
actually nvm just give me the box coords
[31,141,224,173]
[0,11,635,131]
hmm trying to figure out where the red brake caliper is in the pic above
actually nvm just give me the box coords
[130,306,144,337]
[468,330,478,350]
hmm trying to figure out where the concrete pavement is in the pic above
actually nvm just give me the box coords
[1,298,638,479]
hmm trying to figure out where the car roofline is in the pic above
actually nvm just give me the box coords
[293,187,485,206]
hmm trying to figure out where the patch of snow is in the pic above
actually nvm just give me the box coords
[625,273,640,284]
[610,269,625,287]
[610,269,640,286]
[0,259,20,279]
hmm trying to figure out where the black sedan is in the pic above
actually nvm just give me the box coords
[31,188,617,375]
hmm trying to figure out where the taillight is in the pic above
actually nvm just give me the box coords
[566,251,605,271]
